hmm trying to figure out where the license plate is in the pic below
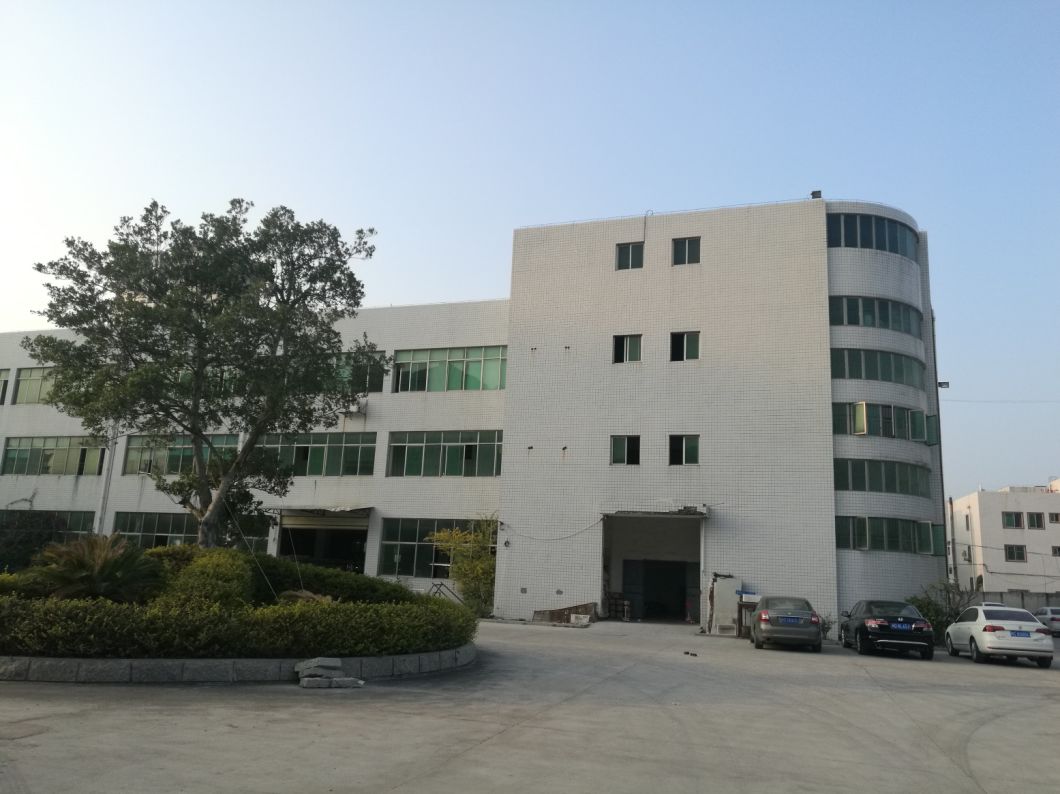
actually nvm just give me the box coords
[890,623,911,630]
[780,617,800,625]
[1010,631,1030,638]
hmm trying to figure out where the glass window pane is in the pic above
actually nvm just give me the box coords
[869,518,886,550]
[611,436,625,464]
[388,446,406,476]
[859,215,873,249]
[673,238,684,265]
[829,296,844,325]
[396,546,415,576]
[877,300,890,330]
[831,349,846,378]
[847,350,863,379]
[851,460,866,491]
[306,446,325,476]
[845,297,860,325]
[685,436,698,464]
[832,403,849,434]
[864,350,879,380]
[631,243,643,268]
[834,459,849,490]
[886,218,899,252]
[843,214,858,247]
[464,360,482,390]
[826,214,841,247]
[482,359,501,390]
[867,460,883,492]
[874,216,887,251]
[358,446,375,475]
[476,444,496,476]
[617,245,630,270]
[687,237,700,264]
[427,361,446,391]
[861,298,875,327]
[447,361,464,390]
[627,335,641,362]
[423,444,441,476]
[835,516,851,548]
[444,445,463,476]
[414,544,433,578]
[404,445,423,476]
[685,332,699,360]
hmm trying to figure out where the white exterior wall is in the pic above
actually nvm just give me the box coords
[0,301,509,591]
[496,200,840,621]
[951,487,1060,596]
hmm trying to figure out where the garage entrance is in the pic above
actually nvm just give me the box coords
[603,512,702,622]
[278,508,371,573]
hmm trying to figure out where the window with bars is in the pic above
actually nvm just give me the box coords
[386,431,502,477]
[392,347,506,393]
[122,435,239,475]
[2,437,107,476]
[668,435,699,465]
[670,331,700,362]
[672,236,700,266]
[13,367,54,404]
[610,435,640,465]
[616,242,644,270]
[258,432,376,476]
[378,518,471,578]
[613,335,641,363]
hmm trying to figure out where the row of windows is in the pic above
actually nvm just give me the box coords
[829,296,923,339]
[123,435,239,476]
[831,348,927,391]
[614,332,700,363]
[386,431,503,478]
[835,516,944,555]
[258,433,377,477]
[112,511,270,551]
[392,347,507,393]
[1001,511,1059,529]
[614,236,701,271]
[2,436,107,476]
[834,458,932,498]
[0,367,54,405]
[832,402,939,444]
[610,435,699,466]
[0,509,95,534]
[826,213,919,261]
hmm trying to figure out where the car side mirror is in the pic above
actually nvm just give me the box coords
[841,611,850,618]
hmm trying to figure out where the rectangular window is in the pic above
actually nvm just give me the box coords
[123,434,239,476]
[916,522,933,554]
[670,331,699,362]
[386,431,502,478]
[258,432,376,477]
[834,516,851,548]
[828,296,844,325]
[13,367,55,404]
[111,511,241,549]
[668,434,699,465]
[0,509,95,538]
[2,436,108,476]
[845,297,860,326]
[378,518,491,579]
[853,517,868,549]
[610,435,640,465]
[842,214,858,247]
[850,459,866,491]
[830,349,846,378]
[1049,513,1060,524]
[846,349,863,379]
[1002,511,1023,529]
[336,352,386,394]
[1004,544,1027,563]
[832,403,850,434]
[861,298,875,328]
[858,215,874,249]
[0,369,8,404]
[393,347,506,393]
[1052,546,1060,557]
[826,214,841,247]
[873,216,887,251]
[613,334,642,364]
[868,517,885,550]
[1027,512,1045,529]
[616,242,644,270]
[672,236,700,266]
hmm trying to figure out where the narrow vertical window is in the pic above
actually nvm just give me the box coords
[826,214,841,247]
[842,214,858,247]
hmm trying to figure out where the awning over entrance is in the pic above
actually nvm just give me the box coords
[605,506,711,521]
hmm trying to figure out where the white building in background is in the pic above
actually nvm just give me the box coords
[0,196,947,624]
[950,481,1060,607]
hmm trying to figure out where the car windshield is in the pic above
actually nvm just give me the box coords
[764,598,812,611]
[984,609,1037,622]
[865,601,922,618]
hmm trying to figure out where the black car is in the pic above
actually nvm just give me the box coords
[838,600,934,660]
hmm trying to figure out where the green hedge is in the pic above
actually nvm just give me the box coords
[160,548,254,607]
[0,595,476,658]
[248,554,415,605]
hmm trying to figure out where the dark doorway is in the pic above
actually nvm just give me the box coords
[279,529,367,573]
[623,559,699,621]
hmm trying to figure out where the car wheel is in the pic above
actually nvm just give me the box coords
[970,639,986,664]
[945,635,959,657]
[855,631,871,655]
[1036,657,1053,669]
[753,629,763,650]
[920,645,935,661]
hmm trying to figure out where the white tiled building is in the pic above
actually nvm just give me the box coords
[0,197,947,624]
[950,482,1060,607]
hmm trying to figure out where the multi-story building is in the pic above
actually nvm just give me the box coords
[0,196,947,624]
[950,481,1060,609]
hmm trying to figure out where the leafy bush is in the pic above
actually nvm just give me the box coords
[160,548,254,608]
[0,595,476,658]
[428,516,497,616]
[0,573,20,596]
[249,554,415,605]
[908,580,982,644]
[20,534,163,603]
[143,545,204,582]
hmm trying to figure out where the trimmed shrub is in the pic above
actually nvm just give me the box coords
[161,548,254,608]
[249,554,415,605]
[0,595,476,658]
[143,545,204,582]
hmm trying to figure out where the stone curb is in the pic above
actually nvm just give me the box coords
[0,643,477,685]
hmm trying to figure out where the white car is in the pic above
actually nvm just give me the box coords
[945,606,1053,668]
[1033,606,1060,636]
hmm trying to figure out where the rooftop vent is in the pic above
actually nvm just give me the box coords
[810,190,822,199]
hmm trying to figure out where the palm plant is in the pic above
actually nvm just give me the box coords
[26,533,163,602]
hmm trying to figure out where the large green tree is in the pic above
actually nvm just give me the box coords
[25,200,382,547]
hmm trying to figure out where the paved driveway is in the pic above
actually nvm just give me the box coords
[1,621,1058,794]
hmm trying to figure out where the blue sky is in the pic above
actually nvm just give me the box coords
[1,1,1057,498]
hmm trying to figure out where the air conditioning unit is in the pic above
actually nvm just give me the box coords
[342,397,365,417]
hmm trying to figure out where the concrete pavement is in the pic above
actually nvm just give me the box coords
[1,621,1058,793]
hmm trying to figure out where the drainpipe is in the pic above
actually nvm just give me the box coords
[948,496,958,585]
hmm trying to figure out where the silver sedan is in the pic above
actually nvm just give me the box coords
[750,596,823,652]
